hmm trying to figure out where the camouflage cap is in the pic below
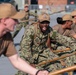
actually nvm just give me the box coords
[71,10,76,16]
[38,13,50,22]
[0,3,25,19]
[62,14,73,21]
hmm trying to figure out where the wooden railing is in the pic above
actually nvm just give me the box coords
[49,65,76,75]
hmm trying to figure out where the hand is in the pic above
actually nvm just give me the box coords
[37,70,49,75]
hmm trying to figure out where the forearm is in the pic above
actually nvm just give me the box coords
[8,54,38,75]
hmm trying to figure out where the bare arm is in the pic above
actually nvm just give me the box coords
[8,54,48,75]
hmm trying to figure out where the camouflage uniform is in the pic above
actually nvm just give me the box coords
[71,10,76,33]
[12,10,37,38]
[16,22,76,75]
[52,23,76,50]
[52,15,76,68]
[53,30,76,65]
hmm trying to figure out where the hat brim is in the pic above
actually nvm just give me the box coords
[40,20,50,22]
[63,18,74,21]
[24,5,29,7]
[10,11,25,19]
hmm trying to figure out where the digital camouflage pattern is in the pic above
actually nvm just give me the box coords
[51,30,76,66]
[15,23,63,75]
[52,23,76,67]
[15,22,76,75]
